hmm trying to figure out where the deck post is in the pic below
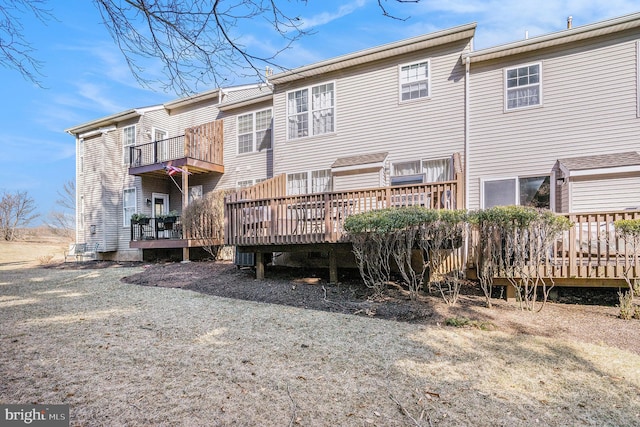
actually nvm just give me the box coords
[505,284,517,302]
[182,166,190,262]
[255,252,265,280]
[329,248,338,284]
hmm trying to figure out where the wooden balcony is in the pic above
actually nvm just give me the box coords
[225,174,463,247]
[128,121,224,176]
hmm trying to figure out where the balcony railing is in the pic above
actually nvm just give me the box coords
[128,120,224,169]
[225,179,462,246]
[131,217,183,241]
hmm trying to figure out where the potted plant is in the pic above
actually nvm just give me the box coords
[158,210,179,224]
[131,212,150,225]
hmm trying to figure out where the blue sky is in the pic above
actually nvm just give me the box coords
[1,0,638,224]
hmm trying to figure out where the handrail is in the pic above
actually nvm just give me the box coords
[225,180,459,246]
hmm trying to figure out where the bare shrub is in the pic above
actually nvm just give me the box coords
[37,254,54,265]
[418,210,467,305]
[182,189,234,259]
[613,219,640,319]
[472,206,571,311]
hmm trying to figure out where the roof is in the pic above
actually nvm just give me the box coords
[331,152,389,169]
[65,105,164,136]
[466,12,640,63]
[164,88,220,111]
[218,85,273,111]
[558,152,640,177]
[270,23,476,84]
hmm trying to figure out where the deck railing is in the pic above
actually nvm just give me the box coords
[225,179,461,246]
[128,120,224,167]
[131,217,183,241]
[469,210,640,282]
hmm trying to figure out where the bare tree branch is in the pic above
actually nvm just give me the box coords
[0,190,39,241]
[0,0,53,86]
[92,0,310,95]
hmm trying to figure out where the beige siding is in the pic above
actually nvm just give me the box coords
[218,100,274,190]
[468,30,640,211]
[571,175,640,212]
[333,169,384,191]
[272,39,470,189]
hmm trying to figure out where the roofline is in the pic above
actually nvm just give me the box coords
[164,88,221,111]
[466,12,640,63]
[269,22,477,84]
[65,108,149,136]
[218,94,274,111]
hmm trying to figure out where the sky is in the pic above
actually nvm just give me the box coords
[1,0,638,225]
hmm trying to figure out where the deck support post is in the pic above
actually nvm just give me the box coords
[505,284,517,302]
[329,249,338,284]
[182,166,190,262]
[256,252,265,280]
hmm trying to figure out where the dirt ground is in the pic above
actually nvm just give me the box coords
[115,260,640,356]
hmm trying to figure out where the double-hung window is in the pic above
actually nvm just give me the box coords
[399,60,430,101]
[238,108,273,154]
[123,188,136,227]
[287,83,334,139]
[505,63,541,110]
[122,125,136,164]
[482,176,550,209]
[287,170,332,195]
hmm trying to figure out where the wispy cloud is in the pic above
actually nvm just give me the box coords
[0,134,76,163]
[298,0,367,30]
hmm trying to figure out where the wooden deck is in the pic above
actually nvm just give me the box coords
[225,178,463,246]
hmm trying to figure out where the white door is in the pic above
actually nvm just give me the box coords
[152,193,169,238]
[154,128,169,161]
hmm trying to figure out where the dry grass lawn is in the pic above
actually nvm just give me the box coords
[1,240,640,426]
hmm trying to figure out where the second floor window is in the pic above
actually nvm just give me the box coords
[287,83,334,139]
[505,63,541,110]
[238,109,272,154]
[399,60,430,101]
[122,125,136,164]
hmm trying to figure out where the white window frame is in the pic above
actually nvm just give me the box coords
[152,128,168,141]
[236,178,268,189]
[390,157,452,185]
[122,125,136,165]
[286,82,335,140]
[123,188,136,227]
[287,170,332,195]
[399,59,430,102]
[481,175,552,209]
[504,62,542,111]
[79,139,84,174]
[237,108,273,154]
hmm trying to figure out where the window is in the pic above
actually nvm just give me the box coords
[505,63,541,110]
[287,83,334,139]
[399,60,429,101]
[237,180,254,188]
[237,109,273,154]
[482,176,550,209]
[189,185,203,203]
[287,170,332,195]
[79,195,85,230]
[391,158,452,185]
[79,139,84,174]
[311,170,332,193]
[122,125,136,164]
[123,188,136,227]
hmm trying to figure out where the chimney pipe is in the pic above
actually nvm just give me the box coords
[567,16,573,29]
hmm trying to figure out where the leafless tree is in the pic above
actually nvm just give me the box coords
[0,0,53,86]
[45,180,76,240]
[3,1,419,94]
[0,190,39,241]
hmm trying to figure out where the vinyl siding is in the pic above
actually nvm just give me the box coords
[571,175,640,212]
[272,39,470,190]
[218,100,274,190]
[333,169,383,191]
[468,29,640,211]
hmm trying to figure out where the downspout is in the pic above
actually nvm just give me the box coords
[464,55,470,210]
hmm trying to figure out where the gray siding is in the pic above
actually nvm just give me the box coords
[272,39,471,189]
[333,169,384,191]
[571,175,640,212]
[468,30,640,211]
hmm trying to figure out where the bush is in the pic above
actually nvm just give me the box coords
[181,189,234,259]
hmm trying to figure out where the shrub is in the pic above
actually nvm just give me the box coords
[613,218,640,319]
[182,189,234,259]
[470,206,571,311]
